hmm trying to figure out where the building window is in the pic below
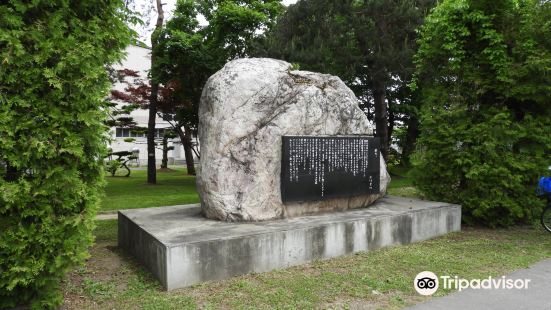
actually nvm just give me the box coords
[115,128,165,138]
[155,128,164,138]
[116,128,141,138]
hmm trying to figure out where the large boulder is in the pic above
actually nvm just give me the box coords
[198,58,390,221]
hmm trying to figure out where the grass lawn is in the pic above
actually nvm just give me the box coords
[387,165,423,199]
[101,168,199,212]
[74,165,550,309]
[101,165,420,212]
[62,221,551,309]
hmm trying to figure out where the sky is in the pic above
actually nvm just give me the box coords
[131,0,298,45]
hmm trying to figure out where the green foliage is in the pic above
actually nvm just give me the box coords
[199,0,284,59]
[257,0,435,160]
[105,151,135,177]
[105,159,123,176]
[151,0,283,175]
[105,158,134,178]
[154,0,284,129]
[258,0,360,81]
[0,1,132,308]
[412,0,551,226]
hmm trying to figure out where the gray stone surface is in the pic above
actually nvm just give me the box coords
[198,58,390,221]
[407,258,551,310]
[118,196,461,290]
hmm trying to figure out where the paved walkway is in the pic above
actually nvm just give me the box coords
[96,212,117,220]
[407,258,551,310]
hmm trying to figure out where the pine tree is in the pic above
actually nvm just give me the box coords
[258,0,435,160]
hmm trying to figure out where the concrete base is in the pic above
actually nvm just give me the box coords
[118,196,461,290]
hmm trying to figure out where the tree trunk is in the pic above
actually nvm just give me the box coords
[373,81,389,161]
[191,144,200,160]
[175,127,196,175]
[147,85,158,183]
[400,116,419,166]
[146,0,164,184]
[161,136,169,169]
[183,125,197,175]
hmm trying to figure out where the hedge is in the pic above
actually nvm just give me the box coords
[411,0,551,226]
[0,1,132,308]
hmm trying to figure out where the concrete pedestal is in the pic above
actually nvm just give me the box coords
[118,196,461,290]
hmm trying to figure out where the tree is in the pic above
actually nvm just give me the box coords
[152,0,204,176]
[147,0,165,184]
[160,129,177,169]
[0,1,133,308]
[106,68,141,133]
[110,67,199,175]
[411,0,551,226]
[258,0,435,161]
[157,86,200,175]
[107,72,180,172]
[154,0,284,171]
[121,1,200,175]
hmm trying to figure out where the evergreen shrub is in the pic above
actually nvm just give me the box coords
[411,0,551,226]
[0,1,132,307]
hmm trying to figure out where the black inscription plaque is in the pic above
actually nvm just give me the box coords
[281,135,380,204]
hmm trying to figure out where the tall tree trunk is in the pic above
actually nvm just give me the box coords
[400,116,419,166]
[373,81,389,161]
[176,126,196,175]
[147,0,164,184]
[147,87,158,183]
[161,136,169,169]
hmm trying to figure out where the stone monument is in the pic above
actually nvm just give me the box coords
[118,58,461,290]
[197,58,390,221]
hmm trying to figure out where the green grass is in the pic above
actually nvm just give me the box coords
[67,165,551,309]
[101,168,199,212]
[387,165,422,199]
[94,219,119,243]
[100,165,422,212]
[101,165,420,213]
[63,221,551,309]
[388,176,414,189]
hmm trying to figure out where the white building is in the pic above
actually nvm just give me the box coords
[108,45,193,166]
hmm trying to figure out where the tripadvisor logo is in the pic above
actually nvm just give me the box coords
[413,271,531,296]
[414,271,439,296]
